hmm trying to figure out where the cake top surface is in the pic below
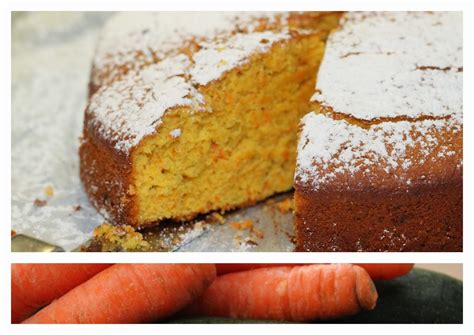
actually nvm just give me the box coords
[95,12,280,61]
[312,11,462,121]
[91,12,291,88]
[88,12,341,153]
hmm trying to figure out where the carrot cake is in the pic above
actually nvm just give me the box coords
[80,11,462,251]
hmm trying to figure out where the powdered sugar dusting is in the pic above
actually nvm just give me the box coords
[313,12,463,121]
[297,12,463,190]
[296,113,461,190]
[87,54,205,152]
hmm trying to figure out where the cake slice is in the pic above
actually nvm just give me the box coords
[80,12,341,227]
[294,12,463,251]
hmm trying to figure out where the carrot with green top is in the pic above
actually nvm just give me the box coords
[185,263,377,321]
[12,263,112,323]
[23,264,216,324]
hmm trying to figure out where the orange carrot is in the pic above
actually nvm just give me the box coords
[216,264,293,275]
[356,264,414,280]
[23,264,216,324]
[184,264,377,321]
[217,263,414,281]
[11,263,112,323]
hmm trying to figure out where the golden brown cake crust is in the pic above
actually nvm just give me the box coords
[294,177,462,252]
[79,114,136,225]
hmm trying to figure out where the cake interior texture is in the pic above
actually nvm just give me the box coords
[133,34,327,225]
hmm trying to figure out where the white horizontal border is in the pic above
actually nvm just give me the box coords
[9,251,466,264]
[4,0,470,11]
[6,323,473,335]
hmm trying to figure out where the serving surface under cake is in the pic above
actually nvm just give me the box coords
[294,12,462,251]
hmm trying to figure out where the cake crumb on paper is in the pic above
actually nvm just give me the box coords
[92,223,150,251]
[275,198,294,214]
[230,219,254,230]
[33,199,48,207]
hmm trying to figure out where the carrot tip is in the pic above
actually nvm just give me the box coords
[355,266,378,311]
